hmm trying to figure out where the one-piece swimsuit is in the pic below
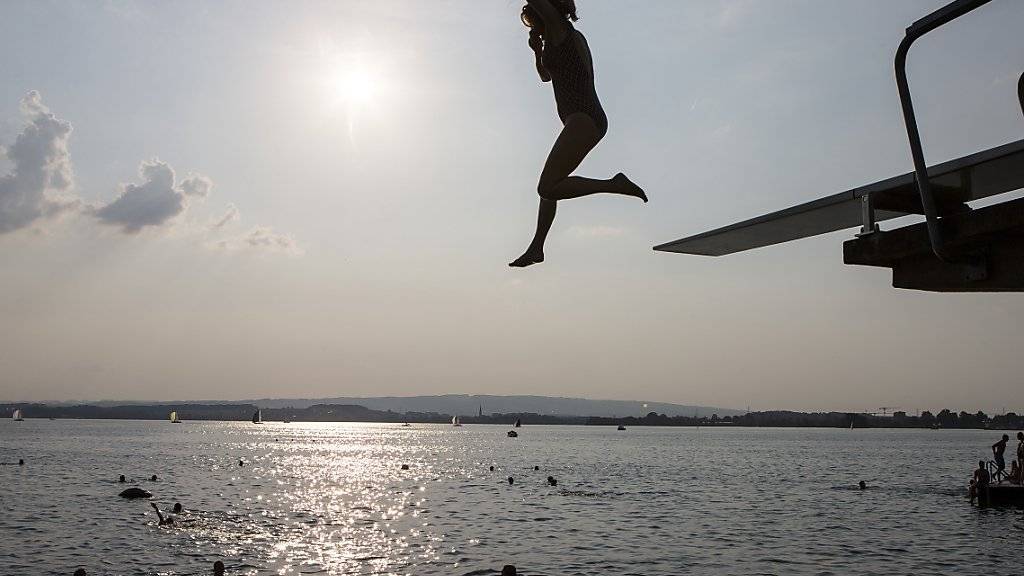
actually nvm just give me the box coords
[542,25,608,137]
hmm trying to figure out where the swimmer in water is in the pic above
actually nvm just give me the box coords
[213,560,225,575]
[150,502,174,526]
[858,480,866,490]
[119,475,126,483]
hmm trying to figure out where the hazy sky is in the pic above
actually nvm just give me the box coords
[1,0,1022,412]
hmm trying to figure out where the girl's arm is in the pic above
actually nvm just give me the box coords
[530,31,551,82]
[525,0,568,45]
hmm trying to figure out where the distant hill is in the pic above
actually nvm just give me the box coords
[242,394,744,418]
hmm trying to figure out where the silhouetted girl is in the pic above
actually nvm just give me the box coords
[511,0,646,267]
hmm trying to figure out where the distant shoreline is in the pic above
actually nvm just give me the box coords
[3,402,1021,430]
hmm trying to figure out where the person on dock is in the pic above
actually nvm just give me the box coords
[992,434,1009,477]
[509,0,647,267]
[1017,432,1024,474]
[969,460,990,505]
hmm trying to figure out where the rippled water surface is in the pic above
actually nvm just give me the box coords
[1,421,1021,575]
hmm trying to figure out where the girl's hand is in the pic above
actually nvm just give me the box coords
[528,30,543,52]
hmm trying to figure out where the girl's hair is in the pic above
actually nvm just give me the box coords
[557,0,579,22]
[521,1,579,28]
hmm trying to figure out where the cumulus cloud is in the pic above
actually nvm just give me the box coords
[94,159,212,233]
[0,91,76,234]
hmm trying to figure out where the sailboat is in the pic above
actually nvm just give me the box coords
[13,409,24,422]
[169,411,181,424]
[514,418,521,428]
[252,409,263,424]
[451,415,461,427]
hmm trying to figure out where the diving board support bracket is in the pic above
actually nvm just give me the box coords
[895,0,995,262]
[857,194,879,236]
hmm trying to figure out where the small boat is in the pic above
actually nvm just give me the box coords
[616,425,626,431]
[507,430,518,438]
[514,418,522,428]
[451,415,462,427]
[252,409,263,424]
[13,409,24,422]
[402,422,412,427]
[169,411,181,424]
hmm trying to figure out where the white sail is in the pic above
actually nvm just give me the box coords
[13,409,23,421]
[169,411,181,423]
[451,415,461,426]
[252,409,262,424]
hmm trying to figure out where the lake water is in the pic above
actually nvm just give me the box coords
[0,420,1021,575]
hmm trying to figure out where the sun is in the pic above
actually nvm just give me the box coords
[330,63,377,107]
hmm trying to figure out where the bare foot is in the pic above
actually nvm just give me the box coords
[509,250,544,267]
[614,173,647,203]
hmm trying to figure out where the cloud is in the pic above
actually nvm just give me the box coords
[567,225,625,238]
[215,226,302,255]
[93,159,211,233]
[243,226,300,252]
[0,91,76,234]
[210,204,239,230]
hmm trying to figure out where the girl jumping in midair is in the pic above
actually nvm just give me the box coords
[510,0,646,267]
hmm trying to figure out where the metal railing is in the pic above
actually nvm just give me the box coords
[985,459,1008,483]
[894,0,995,261]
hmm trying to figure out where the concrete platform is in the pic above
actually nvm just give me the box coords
[977,483,1024,507]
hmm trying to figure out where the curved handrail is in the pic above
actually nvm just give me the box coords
[1018,72,1024,117]
[894,0,995,261]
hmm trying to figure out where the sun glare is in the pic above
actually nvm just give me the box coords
[332,65,377,106]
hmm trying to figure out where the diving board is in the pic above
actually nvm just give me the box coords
[653,139,1024,256]
[654,0,1024,292]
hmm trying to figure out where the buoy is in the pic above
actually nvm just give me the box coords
[547,476,557,486]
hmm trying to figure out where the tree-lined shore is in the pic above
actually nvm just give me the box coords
[2,403,1022,429]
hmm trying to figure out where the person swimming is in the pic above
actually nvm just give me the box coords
[858,480,866,490]
[547,476,558,486]
[173,502,183,514]
[150,502,174,526]
[119,474,126,483]
[510,0,646,267]
[213,560,225,575]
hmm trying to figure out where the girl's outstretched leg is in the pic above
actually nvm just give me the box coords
[510,198,555,267]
